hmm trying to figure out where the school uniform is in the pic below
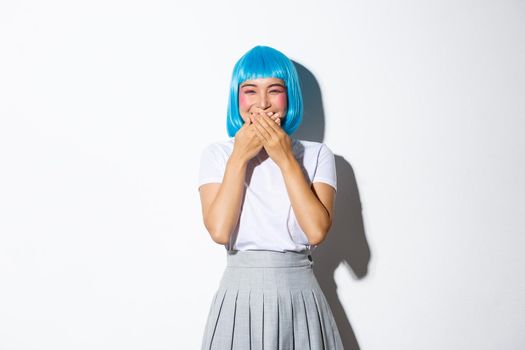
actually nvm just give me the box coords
[198,137,343,349]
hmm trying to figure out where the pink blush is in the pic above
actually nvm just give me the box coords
[274,93,287,110]
[238,93,250,109]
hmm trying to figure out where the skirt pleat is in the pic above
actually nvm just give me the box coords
[290,289,310,349]
[202,288,227,350]
[232,289,250,348]
[278,290,293,349]
[201,250,344,350]
[250,289,264,350]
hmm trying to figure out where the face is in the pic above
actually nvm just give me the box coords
[238,77,288,124]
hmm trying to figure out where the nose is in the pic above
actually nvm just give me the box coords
[258,93,270,109]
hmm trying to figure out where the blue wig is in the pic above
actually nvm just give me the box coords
[226,46,303,137]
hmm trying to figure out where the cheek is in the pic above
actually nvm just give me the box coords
[274,93,287,110]
[239,94,250,111]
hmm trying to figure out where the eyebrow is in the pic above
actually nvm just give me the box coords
[240,83,285,88]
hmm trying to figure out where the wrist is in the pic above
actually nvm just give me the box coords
[229,150,249,168]
[278,153,298,172]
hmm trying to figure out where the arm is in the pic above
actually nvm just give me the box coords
[198,151,248,245]
[249,113,336,246]
[279,155,336,245]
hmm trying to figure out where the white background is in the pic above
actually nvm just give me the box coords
[1,0,524,349]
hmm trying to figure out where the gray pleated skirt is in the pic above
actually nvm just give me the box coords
[200,249,344,349]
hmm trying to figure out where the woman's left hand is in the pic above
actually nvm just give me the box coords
[250,111,294,168]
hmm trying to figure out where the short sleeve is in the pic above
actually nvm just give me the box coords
[312,143,337,192]
[197,143,226,191]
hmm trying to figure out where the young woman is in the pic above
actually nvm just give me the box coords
[198,45,343,349]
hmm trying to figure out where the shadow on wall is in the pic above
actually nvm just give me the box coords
[293,61,371,350]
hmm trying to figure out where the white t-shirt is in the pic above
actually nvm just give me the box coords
[197,136,337,252]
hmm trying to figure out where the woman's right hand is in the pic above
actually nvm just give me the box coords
[233,108,281,163]
[232,119,264,163]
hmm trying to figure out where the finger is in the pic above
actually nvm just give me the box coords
[252,128,266,144]
[257,113,282,135]
[267,113,283,131]
[254,115,277,142]
[252,124,268,145]
[249,114,261,128]
[252,116,272,142]
[249,108,280,125]
[271,113,281,125]
[248,122,259,135]
[250,107,276,118]
[254,114,271,135]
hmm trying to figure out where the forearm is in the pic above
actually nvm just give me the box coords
[205,152,247,245]
[279,154,331,245]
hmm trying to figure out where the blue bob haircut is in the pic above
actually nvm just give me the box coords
[226,45,303,137]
